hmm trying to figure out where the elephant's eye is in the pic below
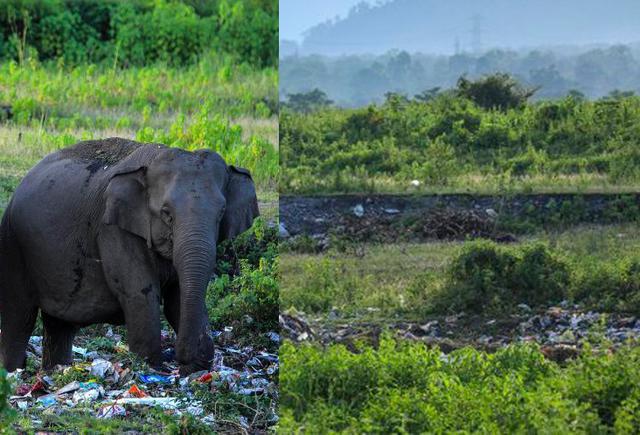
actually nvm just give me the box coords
[161,207,173,225]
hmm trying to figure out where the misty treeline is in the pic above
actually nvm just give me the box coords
[280,45,640,107]
[280,73,640,193]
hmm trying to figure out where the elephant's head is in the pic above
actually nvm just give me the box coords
[103,147,259,373]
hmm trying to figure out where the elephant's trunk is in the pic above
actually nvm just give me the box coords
[172,216,217,372]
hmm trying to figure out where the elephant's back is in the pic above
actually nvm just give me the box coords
[57,137,144,165]
[12,138,150,210]
[7,138,148,243]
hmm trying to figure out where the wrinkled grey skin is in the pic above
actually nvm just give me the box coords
[0,138,259,374]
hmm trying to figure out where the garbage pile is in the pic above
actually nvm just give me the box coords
[285,305,640,362]
[7,327,279,430]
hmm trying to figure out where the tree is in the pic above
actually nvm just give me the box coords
[456,73,537,111]
[283,88,333,113]
[414,87,441,103]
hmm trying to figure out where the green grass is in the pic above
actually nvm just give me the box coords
[280,224,640,319]
[280,336,640,433]
[0,56,279,215]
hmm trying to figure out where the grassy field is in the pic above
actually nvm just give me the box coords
[280,223,640,431]
[281,224,640,319]
[0,57,278,432]
[0,55,279,215]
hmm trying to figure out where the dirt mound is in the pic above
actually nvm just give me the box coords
[335,208,516,243]
[59,137,155,165]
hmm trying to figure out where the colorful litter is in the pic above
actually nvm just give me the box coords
[8,328,279,429]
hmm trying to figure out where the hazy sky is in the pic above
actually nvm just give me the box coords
[280,0,368,41]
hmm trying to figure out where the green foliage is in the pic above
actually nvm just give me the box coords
[281,86,640,194]
[0,369,16,429]
[572,257,640,313]
[435,240,570,313]
[0,0,277,67]
[282,88,333,113]
[280,336,640,433]
[137,107,278,188]
[281,228,640,319]
[456,73,537,111]
[207,218,278,337]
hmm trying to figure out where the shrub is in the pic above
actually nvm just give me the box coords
[207,218,278,336]
[456,73,537,111]
[0,369,15,429]
[435,240,570,313]
[572,257,640,313]
[280,336,640,433]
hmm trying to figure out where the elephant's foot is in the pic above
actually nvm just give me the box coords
[41,314,77,369]
[178,359,212,376]
[0,305,38,372]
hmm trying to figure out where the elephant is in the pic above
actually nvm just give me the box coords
[0,137,259,374]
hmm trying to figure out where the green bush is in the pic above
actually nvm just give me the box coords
[572,257,640,313]
[0,369,15,429]
[280,336,640,433]
[207,218,278,336]
[434,240,570,313]
[281,88,640,194]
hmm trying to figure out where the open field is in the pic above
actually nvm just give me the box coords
[280,223,640,431]
[0,57,278,432]
[281,223,640,318]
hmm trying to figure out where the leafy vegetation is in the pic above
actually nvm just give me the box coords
[0,0,277,67]
[280,336,640,433]
[281,74,640,194]
[208,217,279,343]
[280,224,640,318]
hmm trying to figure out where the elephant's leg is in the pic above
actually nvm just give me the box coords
[0,305,38,371]
[0,229,38,371]
[162,281,181,334]
[41,314,78,368]
[97,227,162,367]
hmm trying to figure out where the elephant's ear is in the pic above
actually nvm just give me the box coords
[102,166,152,248]
[219,166,260,242]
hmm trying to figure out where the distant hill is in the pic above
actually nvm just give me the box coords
[299,0,640,56]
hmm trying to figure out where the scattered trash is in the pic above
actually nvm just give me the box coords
[485,208,498,218]
[280,312,316,342]
[139,374,174,385]
[72,385,104,403]
[91,358,115,379]
[353,204,364,217]
[96,404,126,419]
[37,394,57,408]
[107,397,181,409]
[279,222,290,238]
[127,384,148,398]
[195,372,214,383]
[266,331,280,343]
[410,179,421,187]
[55,381,81,395]
[10,326,279,430]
